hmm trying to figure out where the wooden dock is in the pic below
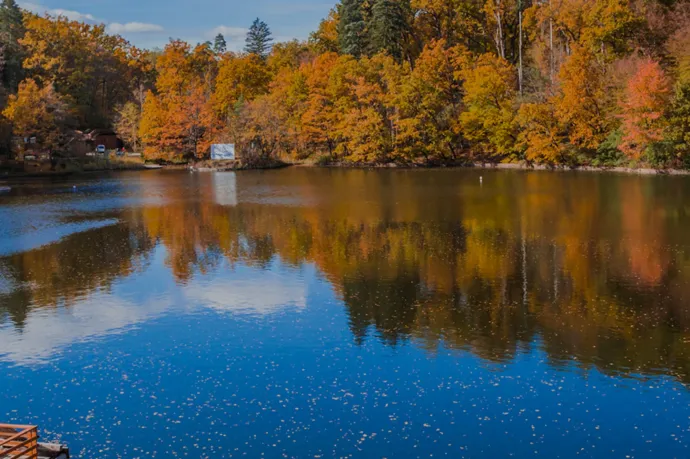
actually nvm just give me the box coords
[0,424,69,459]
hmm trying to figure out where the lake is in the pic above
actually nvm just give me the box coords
[1,168,690,458]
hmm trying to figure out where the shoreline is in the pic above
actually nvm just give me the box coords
[291,160,690,176]
[474,162,690,175]
[4,160,690,178]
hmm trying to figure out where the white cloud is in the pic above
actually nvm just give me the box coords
[50,8,95,21]
[18,2,96,22]
[0,293,173,365]
[107,22,164,34]
[18,3,163,37]
[210,26,248,39]
[208,26,248,51]
[184,274,307,316]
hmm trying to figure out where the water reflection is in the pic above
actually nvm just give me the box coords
[2,169,690,381]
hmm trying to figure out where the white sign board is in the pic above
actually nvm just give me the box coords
[211,144,236,160]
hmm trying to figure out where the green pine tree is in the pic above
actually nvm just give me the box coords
[0,0,25,92]
[367,0,410,61]
[338,0,367,57]
[244,18,273,58]
[214,33,227,54]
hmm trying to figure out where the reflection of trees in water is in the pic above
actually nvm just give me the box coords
[0,214,155,328]
[4,170,690,381]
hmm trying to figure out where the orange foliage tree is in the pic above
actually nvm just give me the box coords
[619,59,670,159]
[139,41,217,161]
[555,45,613,154]
[301,52,343,157]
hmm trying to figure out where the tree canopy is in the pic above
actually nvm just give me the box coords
[1,0,690,168]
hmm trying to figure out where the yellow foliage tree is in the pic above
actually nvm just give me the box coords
[3,78,69,152]
[459,52,518,160]
[394,40,462,161]
[213,54,271,120]
[517,102,567,163]
[21,13,147,127]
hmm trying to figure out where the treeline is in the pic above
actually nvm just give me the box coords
[2,0,690,166]
[0,0,154,154]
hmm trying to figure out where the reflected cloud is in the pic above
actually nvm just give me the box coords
[184,271,307,315]
[0,293,172,365]
[0,261,308,366]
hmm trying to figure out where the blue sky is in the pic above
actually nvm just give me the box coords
[18,0,334,50]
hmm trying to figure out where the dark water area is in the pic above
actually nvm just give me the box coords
[1,168,690,457]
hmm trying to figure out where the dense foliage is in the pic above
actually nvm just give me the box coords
[2,0,690,167]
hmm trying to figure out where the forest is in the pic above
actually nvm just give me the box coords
[1,0,690,167]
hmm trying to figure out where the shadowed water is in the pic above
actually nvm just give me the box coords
[1,168,690,457]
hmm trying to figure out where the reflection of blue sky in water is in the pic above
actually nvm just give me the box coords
[0,217,119,256]
[0,246,310,366]
[0,174,158,255]
[3,170,690,457]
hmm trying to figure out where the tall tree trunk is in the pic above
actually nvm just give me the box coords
[494,0,506,59]
[549,0,554,85]
[518,7,523,94]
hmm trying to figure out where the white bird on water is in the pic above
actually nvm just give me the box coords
[480,176,483,185]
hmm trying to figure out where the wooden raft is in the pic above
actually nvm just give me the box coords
[0,424,69,459]
[0,424,38,459]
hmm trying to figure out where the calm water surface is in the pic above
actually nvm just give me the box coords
[1,168,690,458]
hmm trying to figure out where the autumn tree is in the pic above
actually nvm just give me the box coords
[268,40,312,73]
[213,53,271,119]
[619,59,670,160]
[265,66,309,155]
[459,52,518,160]
[310,9,339,53]
[412,0,484,50]
[336,53,402,162]
[483,0,521,61]
[21,14,148,128]
[139,40,217,161]
[114,102,141,151]
[245,18,273,58]
[301,52,342,157]
[667,82,690,164]
[524,0,638,87]
[394,40,463,161]
[517,102,566,163]
[232,96,286,159]
[555,45,613,154]
[3,79,69,151]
